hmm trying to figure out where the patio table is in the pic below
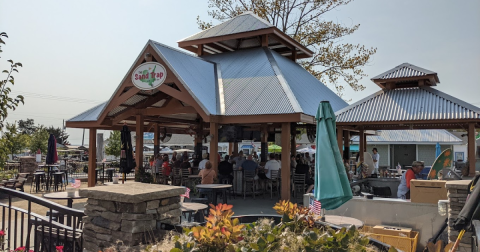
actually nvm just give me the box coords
[180,202,208,222]
[43,191,85,226]
[196,184,232,205]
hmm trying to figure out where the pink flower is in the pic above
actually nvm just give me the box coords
[56,245,64,252]
[14,247,26,252]
[0,230,5,236]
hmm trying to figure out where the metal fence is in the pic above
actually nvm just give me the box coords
[0,188,85,251]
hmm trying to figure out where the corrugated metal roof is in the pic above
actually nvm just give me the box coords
[204,47,295,115]
[351,130,462,144]
[179,12,273,42]
[270,50,349,114]
[371,63,436,80]
[68,102,107,122]
[152,42,218,115]
[336,86,480,123]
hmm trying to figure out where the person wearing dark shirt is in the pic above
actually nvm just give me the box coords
[180,155,192,174]
[218,155,233,181]
[295,163,314,193]
[240,155,259,172]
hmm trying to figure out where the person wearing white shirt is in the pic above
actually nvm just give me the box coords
[198,153,209,170]
[264,153,280,179]
[372,148,380,174]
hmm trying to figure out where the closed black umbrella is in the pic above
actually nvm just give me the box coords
[46,134,58,165]
[120,125,135,183]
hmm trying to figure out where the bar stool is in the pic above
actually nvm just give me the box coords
[53,172,65,191]
[30,172,46,193]
[59,169,68,185]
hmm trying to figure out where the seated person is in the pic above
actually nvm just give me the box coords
[295,163,314,193]
[264,153,280,180]
[198,161,216,185]
[179,154,192,174]
[240,155,258,172]
[397,161,423,199]
[218,155,233,181]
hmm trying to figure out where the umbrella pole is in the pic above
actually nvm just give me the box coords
[122,173,125,184]
[321,209,325,222]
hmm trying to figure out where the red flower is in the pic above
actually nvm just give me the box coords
[221,227,226,233]
[0,230,4,236]
[56,245,64,252]
[14,247,26,252]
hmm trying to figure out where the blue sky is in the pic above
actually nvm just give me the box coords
[1,0,479,145]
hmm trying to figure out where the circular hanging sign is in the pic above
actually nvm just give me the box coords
[131,62,167,90]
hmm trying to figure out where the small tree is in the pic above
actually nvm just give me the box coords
[18,118,37,135]
[105,131,121,158]
[2,122,30,159]
[29,126,49,154]
[1,32,24,129]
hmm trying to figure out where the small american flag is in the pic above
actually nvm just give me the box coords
[309,197,322,215]
[181,187,190,199]
[72,179,81,189]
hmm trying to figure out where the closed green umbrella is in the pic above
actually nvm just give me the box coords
[314,101,352,211]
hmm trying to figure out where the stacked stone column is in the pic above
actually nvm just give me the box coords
[446,180,472,252]
[79,183,184,251]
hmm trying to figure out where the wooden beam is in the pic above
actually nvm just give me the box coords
[261,125,268,163]
[261,34,268,47]
[88,129,97,187]
[135,114,144,172]
[468,123,476,176]
[157,85,196,108]
[291,48,297,62]
[197,44,204,56]
[144,106,197,116]
[209,122,219,174]
[219,113,302,124]
[281,122,291,200]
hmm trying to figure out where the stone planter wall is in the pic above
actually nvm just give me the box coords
[79,183,185,251]
[19,157,37,182]
[446,180,472,252]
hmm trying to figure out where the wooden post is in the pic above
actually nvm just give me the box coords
[359,130,365,162]
[291,49,297,62]
[261,125,268,162]
[291,123,297,157]
[468,123,476,176]
[233,141,238,155]
[337,127,343,158]
[363,134,367,152]
[88,129,97,187]
[343,130,350,161]
[135,114,144,172]
[228,142,233,155]
[209,122,219,173]
[194,118,203,159]
[281,122,291,200]
[153,124,159,156]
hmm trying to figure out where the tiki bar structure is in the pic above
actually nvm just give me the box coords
[65,12,348,199]
[335,63,480,176]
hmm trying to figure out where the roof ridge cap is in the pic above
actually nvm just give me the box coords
[263,48,303,113]
[150,40,199,58]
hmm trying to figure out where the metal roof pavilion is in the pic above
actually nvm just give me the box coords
[334,63,480,176]
[65,12,344,200]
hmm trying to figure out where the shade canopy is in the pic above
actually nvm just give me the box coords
[314,101,352,210]
[268,144,282,153]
